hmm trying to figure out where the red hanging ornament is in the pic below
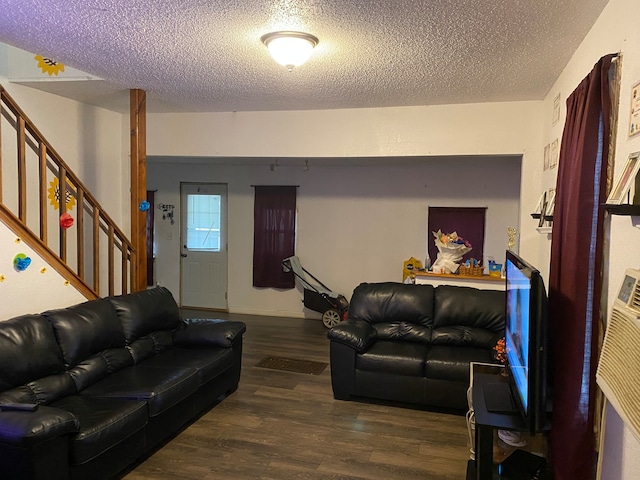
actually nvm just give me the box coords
[60,212,74,230]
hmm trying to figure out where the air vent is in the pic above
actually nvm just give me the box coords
[597,299,640,443]
[632,283,640,311]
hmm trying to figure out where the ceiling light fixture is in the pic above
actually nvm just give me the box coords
[261,31,319,71]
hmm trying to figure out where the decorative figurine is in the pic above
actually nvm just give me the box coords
[507,227,519,251]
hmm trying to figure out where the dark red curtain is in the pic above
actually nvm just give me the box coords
[548,54,615,480]
[253,186,296,288]
[146,190,155,286]
[427,207,486,265]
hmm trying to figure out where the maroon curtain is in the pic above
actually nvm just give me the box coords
[548,54,615,480]
[146,190,155,286]
[253,186,296,288]
[427,207,486,265]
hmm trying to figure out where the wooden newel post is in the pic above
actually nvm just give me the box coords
[130,89,147,292]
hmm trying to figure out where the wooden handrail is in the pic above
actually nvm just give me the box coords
[0,84,136,299]
[0,203,96,299]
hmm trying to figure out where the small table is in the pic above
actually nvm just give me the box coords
[414,272,505,291]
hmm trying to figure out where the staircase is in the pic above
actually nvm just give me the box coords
[0,84,136,299]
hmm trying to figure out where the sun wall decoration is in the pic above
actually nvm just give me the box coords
[47,177,76,211]
[34,54,65,76]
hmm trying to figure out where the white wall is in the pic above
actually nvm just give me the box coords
[148,156,521,317]
[0,43,130,311]
[536,0,640,477]
[149,100,545,264]
[0,46,128,232]
[0,220,85,318]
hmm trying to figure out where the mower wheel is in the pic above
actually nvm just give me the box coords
[322,309,341,328]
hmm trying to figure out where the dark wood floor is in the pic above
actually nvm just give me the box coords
[122,312,471,480]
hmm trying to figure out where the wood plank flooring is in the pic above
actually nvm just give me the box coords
[121,312,471,480]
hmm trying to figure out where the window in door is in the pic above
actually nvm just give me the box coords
[186,194,221,252]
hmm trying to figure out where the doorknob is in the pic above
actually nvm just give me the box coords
[181,253,188,257]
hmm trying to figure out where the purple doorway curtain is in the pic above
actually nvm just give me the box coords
[427,207,486,266]
[548,54,616,480]
[253,186,296,289]
[146,190,156,287]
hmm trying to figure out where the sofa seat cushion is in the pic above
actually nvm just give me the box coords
[0,405,79,448]
[138,347,234,386]
[425,345,495,383]
[50,396,147,464]
[356,341,428,376]
[79,366,199,417]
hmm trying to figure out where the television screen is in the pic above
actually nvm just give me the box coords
[505,257,531,413]
[504,250,549,433]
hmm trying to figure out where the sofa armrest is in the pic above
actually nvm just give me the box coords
[0,406,79,448]
[173,319,247,348]
[327,319,376,353]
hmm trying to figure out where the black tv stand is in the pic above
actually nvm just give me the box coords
[483,382,517,414]
[470,371,529,479]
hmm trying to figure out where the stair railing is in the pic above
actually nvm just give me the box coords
[0,84,135,298]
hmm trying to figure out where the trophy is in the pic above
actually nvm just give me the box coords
[507,227,518,251]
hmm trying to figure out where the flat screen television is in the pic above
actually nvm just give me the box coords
[504,250,550,434]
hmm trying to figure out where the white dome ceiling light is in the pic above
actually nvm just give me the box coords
[261,31,319,71]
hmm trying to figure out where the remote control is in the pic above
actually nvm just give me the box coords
[0,403,39,411]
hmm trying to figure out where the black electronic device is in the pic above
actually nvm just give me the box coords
[501,250,550,434]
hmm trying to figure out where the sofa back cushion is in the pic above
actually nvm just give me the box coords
[67,348,134,391]
[349,282,435,326]
[128,330,175,364]
[433,285,505,333]
[0,315,66,392]
[45,298,126,367]
[108,286,181,344]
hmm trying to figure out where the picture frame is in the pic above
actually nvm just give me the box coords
[552,93,561,126]
[532,191,547,220]
[538,197,548,228]
[629,81,640,137]
[550,139,559,169]
[544,188,555,219]
[543,144,550,171]
[606,151,640,205]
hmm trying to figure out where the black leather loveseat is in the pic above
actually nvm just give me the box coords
[328,282,504,411]
[0,287,246,480]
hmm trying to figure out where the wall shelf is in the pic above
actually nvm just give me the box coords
[603,204,640,216]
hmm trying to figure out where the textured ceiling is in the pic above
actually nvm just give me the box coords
[0,0,609,113]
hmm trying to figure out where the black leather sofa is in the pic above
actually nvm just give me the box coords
[0,287,246,480]
[328,282,504,411]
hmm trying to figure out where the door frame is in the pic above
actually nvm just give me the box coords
[179,182,229,310]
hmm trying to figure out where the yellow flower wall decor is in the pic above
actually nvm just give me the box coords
[48,177,76,211]
[35,55,65,76]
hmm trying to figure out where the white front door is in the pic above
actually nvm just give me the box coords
[180,183,228,310]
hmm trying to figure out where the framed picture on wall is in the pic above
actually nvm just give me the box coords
[543,144,550,171]
[629,81,640,137]
[550,139,559,169]
[606,151,640,205]
[545,188,555,219]
[552,93,561,126]
[532,191,547,220]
